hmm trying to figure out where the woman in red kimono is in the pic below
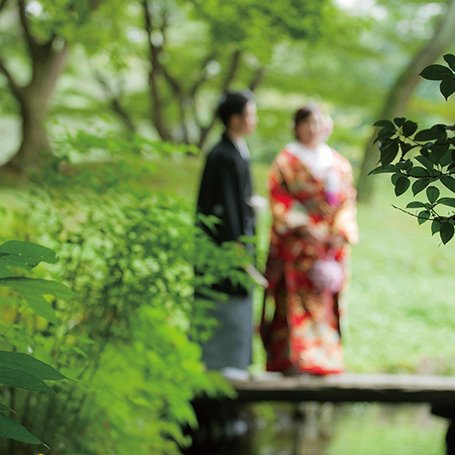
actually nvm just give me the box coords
[262,104,358,375]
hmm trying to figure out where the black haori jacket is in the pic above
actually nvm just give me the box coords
[196,133,255,295]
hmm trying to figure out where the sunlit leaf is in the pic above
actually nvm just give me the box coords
[0,278,75,322]
[0,366,50,392]
[0,351,65,381]
[0,241,57,270]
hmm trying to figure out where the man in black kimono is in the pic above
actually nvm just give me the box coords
[196,90,258,375]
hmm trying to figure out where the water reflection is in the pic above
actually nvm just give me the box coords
[186,402,446,455]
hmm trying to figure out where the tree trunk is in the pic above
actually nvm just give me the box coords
[6,90,53,172]
[356,0,455,202]
[0,0,69,174]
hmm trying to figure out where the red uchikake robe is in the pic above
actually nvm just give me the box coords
[263,143,358,375]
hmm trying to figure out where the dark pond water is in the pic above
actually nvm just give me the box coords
[185,402,447,455]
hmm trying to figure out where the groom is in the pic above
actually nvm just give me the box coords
[196,90,258,375]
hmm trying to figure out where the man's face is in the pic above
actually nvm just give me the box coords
[232,101,257,136]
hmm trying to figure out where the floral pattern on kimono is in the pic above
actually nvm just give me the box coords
[263,143,358,375]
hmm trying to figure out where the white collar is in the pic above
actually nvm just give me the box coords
[286,142,333,178]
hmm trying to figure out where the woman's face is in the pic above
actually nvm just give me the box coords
[295,113,323,148]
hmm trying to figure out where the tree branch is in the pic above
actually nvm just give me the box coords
[0,0,10,13]
[198,49,242,149]
[220,48,242,94]
[142,0,172,141]
[94,70,136,133]
[0,56,22,99]
[357,0,455,202]
[17,0,38,54]
[248,66,266,92]
[187,50,218,131]
[189,51,217,99]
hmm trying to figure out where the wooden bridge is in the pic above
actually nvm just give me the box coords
[225,373,455,454]
[228,372,455,407]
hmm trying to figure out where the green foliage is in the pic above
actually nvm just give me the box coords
[53,129,200,160]
[0,241,69,447]
[1,191,245,454]
[190,0,332,61]
[370,54,455,243]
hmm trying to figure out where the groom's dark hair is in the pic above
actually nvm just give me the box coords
[217,90,255,127]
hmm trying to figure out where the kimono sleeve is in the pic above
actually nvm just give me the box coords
[269,155,310,234]
[332,160,359,245]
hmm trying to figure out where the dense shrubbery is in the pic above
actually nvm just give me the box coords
[0,189,248,454]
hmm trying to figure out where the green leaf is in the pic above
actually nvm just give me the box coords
[402,120,418,137]
[0,351,65,381]
[373,119,394,128]
[426,186,440,204]
[440,222,455,244]
[443,54,455,71]
[0,402,11,414]
[380,141,399,165]
[415,155,434,170]
[368,164,397,175]
[420,64,452,81]
[399,142,414,155]
[406,201,427,209]
[408,167,430,178]
[393,117,406,127]
[0,414,41,444]
[431,142,450,162]
[412,178,431,195]
[0,277,75,322]
[415,128,443,142]
[417,210,431,224]
[440,75,455,100]
[438,197,455,208]
[440,149,454,167]
[394,176,410,196]
[0,366,50,392]
[441,176,455,192]
[431,219,441,236]
[391,172,401,185]
[0,241,57,270]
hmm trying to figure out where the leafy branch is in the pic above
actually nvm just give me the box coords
[370,53,455,244]
[0,241,72,446]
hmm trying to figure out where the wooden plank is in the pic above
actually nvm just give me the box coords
[228,373,455,406]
